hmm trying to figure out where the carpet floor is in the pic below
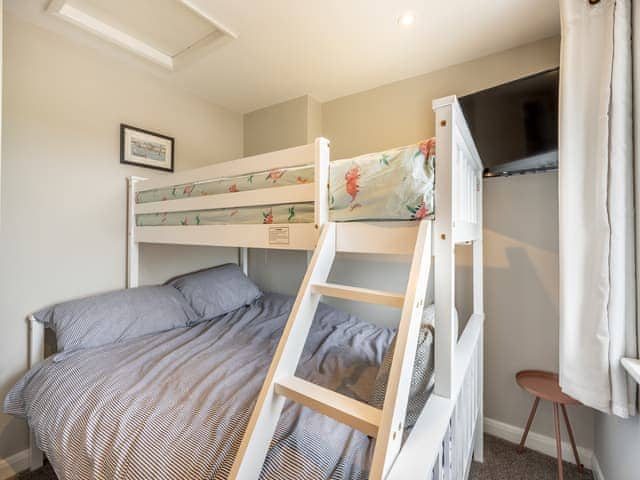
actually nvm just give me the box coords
[13,435,593,479]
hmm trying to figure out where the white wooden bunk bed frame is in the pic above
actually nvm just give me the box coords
[28,96,484,480]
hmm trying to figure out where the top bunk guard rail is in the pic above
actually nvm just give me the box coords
[130,138,330,251]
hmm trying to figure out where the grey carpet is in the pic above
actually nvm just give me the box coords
[13,435,593,479]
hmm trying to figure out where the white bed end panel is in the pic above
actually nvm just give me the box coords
[128,139,330,252]
[388,313,484,480]
[28,315,45,471]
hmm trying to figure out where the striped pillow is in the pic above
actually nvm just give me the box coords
[168,264,262,323]
[34,286,199,355]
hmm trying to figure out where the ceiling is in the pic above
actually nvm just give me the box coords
[6,0,561,113]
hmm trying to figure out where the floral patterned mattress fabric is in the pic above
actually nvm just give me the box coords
[135,139,436,226]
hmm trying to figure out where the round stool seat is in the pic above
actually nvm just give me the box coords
[515,370,583,479]
[516,370,578,404]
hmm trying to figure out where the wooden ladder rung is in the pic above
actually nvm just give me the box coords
[275,376,381,438]
[312,282,405,308]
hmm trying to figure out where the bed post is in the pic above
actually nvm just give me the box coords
[239,247,249,275]
[473,166,485,463]
[313,137,330,230]
[433,97,456,399]
[311,137,330,266]
[28,315,44,471]
[127,176,145,288]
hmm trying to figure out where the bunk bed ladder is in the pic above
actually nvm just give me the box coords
[230,220,432,480]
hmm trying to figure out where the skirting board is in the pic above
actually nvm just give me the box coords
[590,455,605,480]
[0,449,29,480]
[484,417,594,470]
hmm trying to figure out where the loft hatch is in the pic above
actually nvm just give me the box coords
[47,0,237,71]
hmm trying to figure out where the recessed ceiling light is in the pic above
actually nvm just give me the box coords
[398,13,415,27]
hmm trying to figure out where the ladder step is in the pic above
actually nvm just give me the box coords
[312,283,405,308]
[275,376,381,438]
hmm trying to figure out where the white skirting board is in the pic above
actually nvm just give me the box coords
[0,449,29,480]
[590,455,605,480]
[484,417,594,470]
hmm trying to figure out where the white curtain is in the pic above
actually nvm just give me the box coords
[559,0,638,417]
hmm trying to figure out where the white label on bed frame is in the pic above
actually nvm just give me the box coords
[269,226,290,245]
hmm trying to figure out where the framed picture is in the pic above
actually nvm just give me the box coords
[120,124,174,172]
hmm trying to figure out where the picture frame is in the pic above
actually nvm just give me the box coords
[120,124,174,172]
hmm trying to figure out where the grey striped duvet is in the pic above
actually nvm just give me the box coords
[5,293,401,479]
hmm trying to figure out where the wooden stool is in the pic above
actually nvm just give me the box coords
[515,370,584,480]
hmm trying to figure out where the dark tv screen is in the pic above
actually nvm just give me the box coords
[459,68,559,176]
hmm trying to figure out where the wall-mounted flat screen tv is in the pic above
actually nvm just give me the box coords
[459,68,559,177]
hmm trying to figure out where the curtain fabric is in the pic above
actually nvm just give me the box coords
[559,0,637,417]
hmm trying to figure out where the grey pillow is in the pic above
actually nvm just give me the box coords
[168,264,262,322]
[369,324,435,428]
[34,286,199,354]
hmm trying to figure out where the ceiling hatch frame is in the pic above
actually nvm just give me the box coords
[46,0,237,71]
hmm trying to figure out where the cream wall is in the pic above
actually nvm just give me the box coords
[244,36,595,452]
[0,13,243,459]
[244,95,321,295]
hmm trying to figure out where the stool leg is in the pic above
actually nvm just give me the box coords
[561,404,584,472]
[553,402,564,480]
[517,396,540,453]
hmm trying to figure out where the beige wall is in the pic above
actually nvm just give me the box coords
[243,35,595,451]
[0,13,243,458]
[243,95,309,157]
[243,95,322,295]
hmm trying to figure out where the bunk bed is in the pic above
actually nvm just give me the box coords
[23,96,484,480]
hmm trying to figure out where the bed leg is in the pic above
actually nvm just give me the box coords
[29,430,43,471]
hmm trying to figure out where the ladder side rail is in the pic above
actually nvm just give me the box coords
[433,101,456,399]
[370,221,433,479]
[472,139,484,462]
[229,222,337,480]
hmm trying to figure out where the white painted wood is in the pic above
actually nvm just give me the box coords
[312,282,405,308]
[28,315,44,369]
[472,141,485,463]
[592,454,605,480]
[274,376,381,438]
[0,449,29,480]
[136,223,319,251]
[28,315,44,471]
[127,177,145,288]
[229,223,337,480]
[370,221,433,479]
[621,358,640,385]
[453,221,481,244]
[136,142,315,192]
[238,247,248,276]
[314,138,330,228]
[134,183,314,215]
[433,100,456,399]
[336,221,418,256]
[388,313,484,480]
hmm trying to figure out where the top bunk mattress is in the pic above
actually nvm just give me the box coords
[135,139,435,226]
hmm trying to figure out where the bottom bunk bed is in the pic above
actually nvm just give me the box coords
[6,279,422,479]
[6,265,481,480]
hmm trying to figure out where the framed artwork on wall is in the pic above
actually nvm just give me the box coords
[120,124,174,172]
